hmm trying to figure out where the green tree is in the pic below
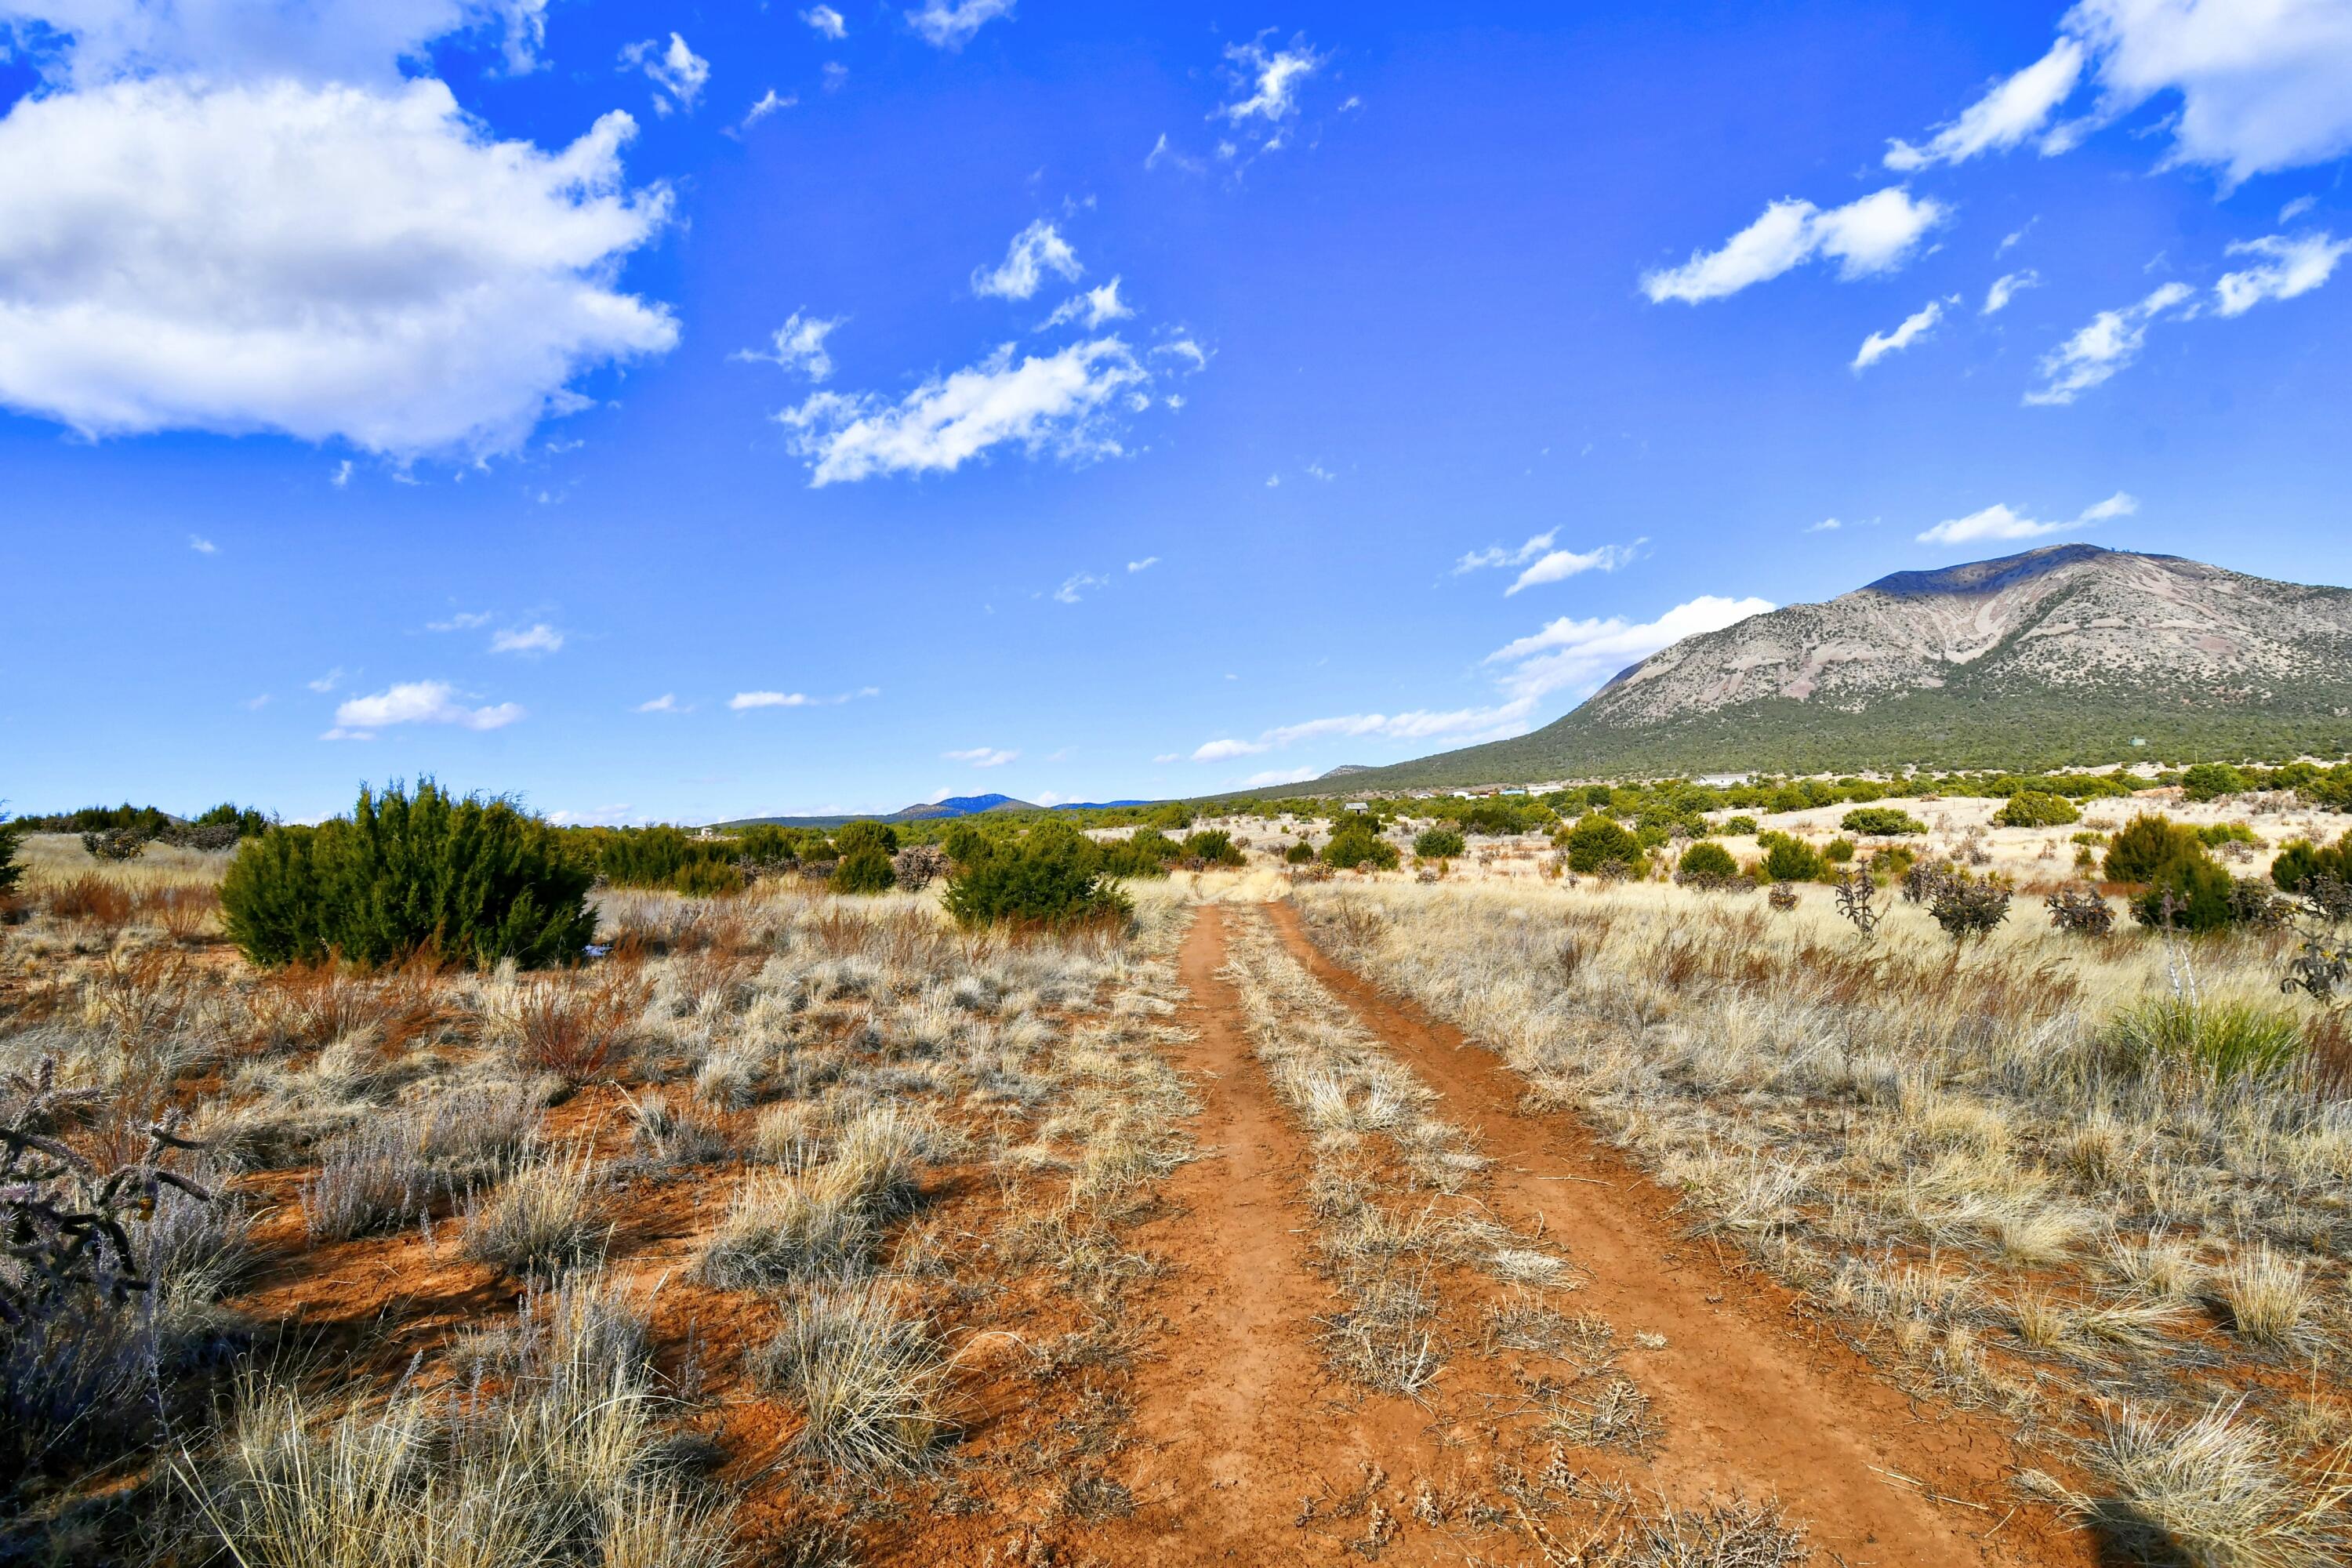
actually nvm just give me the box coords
[1676,840,1738,881]
[834,820,900,857]
[2272,831,2352,894]
[1758,831,1824,883]
[944,822,1129,927]
[1414,826,1467,859]
[0,813,20,895]
[1322,822,1400,870]
[1559,814,1642,875]
[833,845,898,894]
[2103,814,2205,884]
[2180,762,2250,802]
[220,780,596,968]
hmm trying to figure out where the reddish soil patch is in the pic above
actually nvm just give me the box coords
[1266,901,2099,1568]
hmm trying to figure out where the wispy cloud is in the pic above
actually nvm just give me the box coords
[738,89,794,132]
[1127,556,1160,573]
[1852,299,1947,372]
[188,534,217,554]
[1244,766,1319,787]
[490,622,563,655]
[426,611,492,633]
[1916,490,2136,546]
[2214,231,2351,317]
[307,666,348,693]
[1806,517,1842,533]
[802,5,847,40]
[1483,596,1774,706]
[1454,529,1556,575]
[1983,269,2039,314]
[1041,278,1132,330]
[635,694,681,713]
[730,686,878,710]
[1053,571,1110,604]
[1884,38,2086,170]
[735,310,843,381]
[972,220,1080,301]
[619,32,710,116]
[324,680,522,740]
[1216,34,1323,125]
[2026,283,2195,405]
[1505,541,1639,597]
[945,746,1018,768]
[1642,188,1947,303]
[907,0,1014,50]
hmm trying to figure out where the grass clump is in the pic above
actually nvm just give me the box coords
[2065,1399,2350,1568]
[463,1143,610,1277]
[2104,998,2307,1087]
[752,1286,953,1474]
[222,779,596,969]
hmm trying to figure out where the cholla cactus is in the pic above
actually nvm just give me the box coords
[1833,867,1884,940]
[2044,884,2115,935]
[891,844,949,891]
[1929,877,2011,942]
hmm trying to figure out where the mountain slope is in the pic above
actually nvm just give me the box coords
[1272,545,2352,792]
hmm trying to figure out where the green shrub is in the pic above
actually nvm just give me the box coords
[833,846,898,895]
[1840,807,1926,837]
[943,824,1130,928]
[1322,824,1399,871]
[1722,815,1759,836]
[2129,853,2236,931]
[1181,829,1247,867]
[0,815,19,895]
[2272,832,2352,894]
[196,802,274,838]
[1414,826,1466,859]
[221,781,596,969]
[2197,821,2258,848]
[2103,814,2204,884]
[2180,762,2249,802]
[594,825,736,889]
[834,821,900,858]
[1096,832,1174,879]
[1145,803,1195,831]
[1996,791,2080,829]
[1676,841,1739,882]
[1559,814,1642,875]
[670,858,746,898]
[1284,840,1316,865]
[1824,837,1856,864]
[1462,799,1530,836]
[2103,997,2305,1085]
[736,824,804,866]
[1757,831,1824,884]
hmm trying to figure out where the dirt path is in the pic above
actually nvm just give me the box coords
[1265,901,2097,1568]
[1098,905,1466,1565]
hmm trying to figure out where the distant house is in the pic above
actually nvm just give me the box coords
[1696,773,1751,788]
[1345,801,1369,814]
[1501,788,1527,797]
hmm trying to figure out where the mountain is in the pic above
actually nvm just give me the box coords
[892,793,1035,820]
[1319,764,1375,779]
[1265,545,2352,792]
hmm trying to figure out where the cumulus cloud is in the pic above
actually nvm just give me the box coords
[1641,188,1947,303]
[1916,490,2136,546]
[736,311,843,381]
[1244,766,1319,787]
[2024,281,2197,405]
[972,220,1082,301]
[1885,38,2087,169]
[2214,230,2352,315]
[1984,269,2040,314]
[1217,34,1323,124]
[945,746,1018,768]
[802,4,847,39]
[778,337,1149,485]
[619,33,709,115]
[907,0,1014,50]
[1042,278,1132,330]
[0,50,677,457]
[2,0,554,85]
[324,679,522,739]
[1882,0,2352,186]
[1852,299,1947,372]
[489,622,563,655]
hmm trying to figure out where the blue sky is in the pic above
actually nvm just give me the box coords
[5,0,2350,822]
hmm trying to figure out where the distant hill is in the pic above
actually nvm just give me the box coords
[1319,764,1374,779]
[713,793,1156,832]
[1258,545,2352,793]
[893,793,1035,821]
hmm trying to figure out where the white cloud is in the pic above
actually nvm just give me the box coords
[945,746,1018,768]
[1053,571,1109,604]
[730,686,876,710]
[2281,194,2318,223]
[0,68,676,457]
[822,61,848,91]
[1144,132,1206,176]
[1153,338,1209,372]
[1454,528,1555,575]
[325,679,522,739]
[0,0,555,85]
[2024,281,2196,405]
[1852,299,1945,372]
[307,666,348,693]
[736,310,843,380]
[1885,38,2087,169]
[620,33,709,115]
[1983,269,2039,314]
[1217,34,1323,124]
[635,693,679,713]
[739,89,793,130]
[1885,0,2352,185]
[2213,230,2352,316]
[427,610,492,632]
[1305,461,1334,481]
[907,0,1014,50]
[1484,596,1775,706]
[972,220,1081,302]
[1192,737,1268,762]
[489,622,562,655]
[1042,277,1132,330]
[802,5,847,40]
[331,459,354,487]
[778,336,1149,486]
[1506,541,1639,597]
[1641,188,1947,303]
[1915,490,2136,546]
[1243,766,1319,787]
[1127,556,1159,573]
[1152,752,1180,764]
[1807,517,1842,532]
[546,804,638,828]
[188,533,216,554]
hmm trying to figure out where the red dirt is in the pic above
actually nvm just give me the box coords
[1265,900,2099,1568]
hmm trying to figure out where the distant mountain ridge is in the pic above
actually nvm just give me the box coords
[1260,544,2352,793]
[715,793,1152,832]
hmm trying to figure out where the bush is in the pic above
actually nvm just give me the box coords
[2272,832,2352,894]
[1560,814,1642,875]
[2104,997,2305,1084]
[670,858,745,897]
[2103,814,2205,884]
[1284,840,1316,865]
[1840,807,1926,837]
[1095,833,1174,880]
[943,824,1130,928]
[2180,762,2249,802]
[1414,826,1467,860]
[1322,824,1400,872]
[1997,791,2080,828]
[2198,821,2258,848]
[1721,815,1759,836]
[81,826,148,862]
[835,821,899,858]
[594,826,738,890]
[195,802,273,838]
[1929,877,2012,941]
[891,844,949,891]
[1181,829,1247,868]
[220,781,597,969]
[2129,852,2237,932]
[1677,841,1739,883]
[1462,799,1530,836]
[1824,837,1856,864]
[833,846,898,895]
[0,815,18,895]
[2045,885,2115,935]
[1757,831,1823,884]
[736,824,804,866]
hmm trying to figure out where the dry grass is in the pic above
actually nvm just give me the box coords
[752,1284,954,1475]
